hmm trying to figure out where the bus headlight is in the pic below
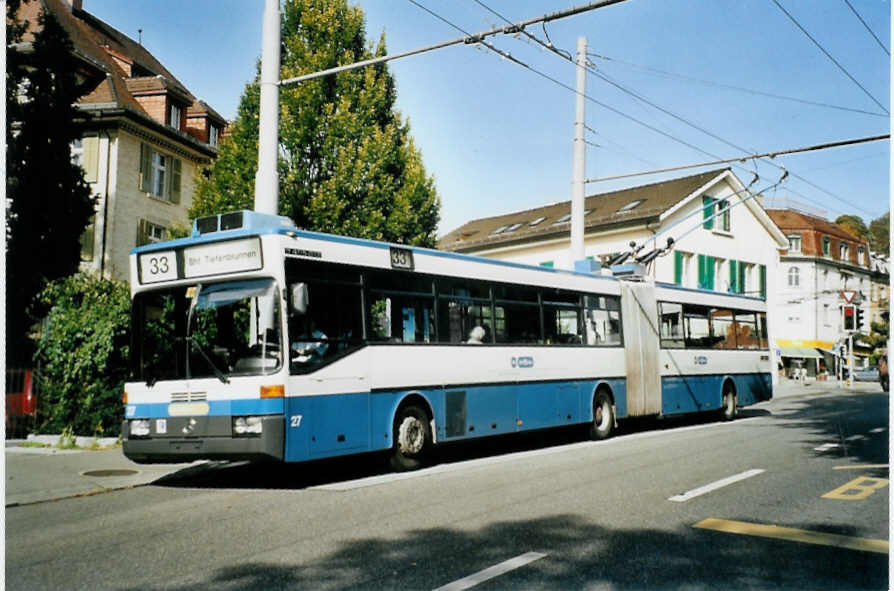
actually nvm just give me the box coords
[130,419,150,438]
[233,416,263,436]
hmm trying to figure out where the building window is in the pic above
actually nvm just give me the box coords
[529,216,547,227]
[787,234,801,253]
[618,199,643,213]
[857,246,865,265]
[839,242,849,261]
[717,199,731,232]
[139,143,182,203]
[80,214,96,261]
[136,219,167,247]
[822,236,831,256]
[209,125,220,147]
[169,103,181,129]
[788,266,799,287]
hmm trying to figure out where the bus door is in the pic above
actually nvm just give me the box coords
[619,282,662,416]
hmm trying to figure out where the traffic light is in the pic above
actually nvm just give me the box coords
[843,304,855,331]
[856,307,865,331]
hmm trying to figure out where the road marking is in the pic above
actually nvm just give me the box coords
[870,427,886,434]
[814,443,840,452]
[845,435,866,442]
[432,552,547,591]
[833,464,888,470]
[822,476,889,500]
[694,518,889,554]
[668,469,765,502]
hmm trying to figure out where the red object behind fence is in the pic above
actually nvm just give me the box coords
[6,369,37,435]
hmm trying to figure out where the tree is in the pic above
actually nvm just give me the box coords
[33,274,130,436]
[6,3,95,365]
[192,0,440,246]
[868,212,889,255]
[834,214,869,243]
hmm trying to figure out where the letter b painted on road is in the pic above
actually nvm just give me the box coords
[822,477,889,501]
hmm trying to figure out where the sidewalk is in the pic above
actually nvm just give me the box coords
[5,437,201,507]
[772,377,884,398]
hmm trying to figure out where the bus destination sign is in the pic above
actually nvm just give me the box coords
[184,238,262,278]
[138,237,263,284]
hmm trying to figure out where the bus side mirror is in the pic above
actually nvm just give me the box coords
[290,283,308,315]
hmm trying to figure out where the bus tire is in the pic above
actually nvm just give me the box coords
[590,391,615,440]
[721,384,737,421]
[390,404,431,472]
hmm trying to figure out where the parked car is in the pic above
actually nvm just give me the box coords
[853,366,880,382]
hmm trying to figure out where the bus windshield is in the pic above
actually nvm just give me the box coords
[132,278,283,384]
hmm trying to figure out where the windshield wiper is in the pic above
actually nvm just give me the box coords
[187,337,230,384]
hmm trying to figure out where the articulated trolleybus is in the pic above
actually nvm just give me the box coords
[123,210,772,469]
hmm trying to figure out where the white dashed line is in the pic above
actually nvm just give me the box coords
[668,469,765,502]
[845,435,866,442]
[870,427,886,434]
[814,443,841,452]
[432,552,547,591]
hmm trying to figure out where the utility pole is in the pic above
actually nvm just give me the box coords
[255,0,281,215]
[570,36,587,267]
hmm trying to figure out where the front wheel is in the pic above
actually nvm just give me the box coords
[390,405,432,472]
[590,391,615,440]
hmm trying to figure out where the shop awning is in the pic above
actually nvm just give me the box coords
[778,347,823,359]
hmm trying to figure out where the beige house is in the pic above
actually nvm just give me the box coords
[17,0,227,280]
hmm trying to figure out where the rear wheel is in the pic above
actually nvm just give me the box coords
[590,391,615,440]
[390,404,431,472]
[721,385,737,421]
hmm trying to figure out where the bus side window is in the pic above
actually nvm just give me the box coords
[683,305,711,348]
[734,311,760,349]
[584,295,622,346]
[658,302,684,348]
[710,309,736,349]
[368,293,434,344]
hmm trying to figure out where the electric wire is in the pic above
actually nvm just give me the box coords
[770,0,888,114]
[473,0,883,218]
[843,0,889,57]
[585,52,887,118]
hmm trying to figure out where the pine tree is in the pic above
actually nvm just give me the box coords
[192,0,440,246]
[6,4,95,365]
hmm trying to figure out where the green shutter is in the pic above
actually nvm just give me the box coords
[674,251,683,285]
[169,157,182,204]
[136,219,149,247]
[540,261,554,268]
[738,261,746,294]
[698,254,715,290]
[759,264,767,299]
[139,143,152,193]
[702,196,714,230]
[706,256,715,290]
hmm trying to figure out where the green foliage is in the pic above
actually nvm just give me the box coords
[6,3,96,364]
[191,0,440,246]
[34,274,131,436]
[834,214,868,242]
[868,212,889,255]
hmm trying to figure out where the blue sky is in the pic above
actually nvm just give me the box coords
[85,0,890,236]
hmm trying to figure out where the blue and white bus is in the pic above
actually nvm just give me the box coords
[123,210,772,470]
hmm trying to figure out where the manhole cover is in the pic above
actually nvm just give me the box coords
[81,469,139,477]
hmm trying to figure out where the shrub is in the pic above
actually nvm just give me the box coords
[34,273,130,436]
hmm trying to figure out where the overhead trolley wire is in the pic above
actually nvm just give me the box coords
[843,0,889,57]
[472,0,883,218]
[585,52,888,118]
[770,0,888,114]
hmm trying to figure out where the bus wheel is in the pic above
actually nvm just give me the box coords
[590,391,615,440]
[390,404,431,472]
[721,385,737,421]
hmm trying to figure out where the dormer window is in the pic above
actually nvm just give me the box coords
[529,216,547,227]
[618,199,643,213]
[787,234,801,253]
[209,125,220,147]
[169,103,181,129]
[839,242,849,261]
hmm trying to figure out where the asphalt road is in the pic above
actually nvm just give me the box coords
[6,388,889,590]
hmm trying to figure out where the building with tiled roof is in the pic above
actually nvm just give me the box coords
[766,207,876,376]
[10,0,228,280]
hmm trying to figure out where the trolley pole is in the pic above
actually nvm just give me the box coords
[255,0,281,215]
[570,36,587,266]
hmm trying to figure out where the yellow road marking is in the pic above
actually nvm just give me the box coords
[833,464,888,470]
[694,518,889,554]
[822,477,889,500]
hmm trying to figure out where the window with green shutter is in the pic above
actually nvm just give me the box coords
[702,196,715,230]
[674,251,683,285]
[729,260,738,293]
[759,264,767,299]
[697,254,715,290]
[140,142,182,203]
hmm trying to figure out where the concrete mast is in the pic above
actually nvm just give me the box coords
[255,0,281,214]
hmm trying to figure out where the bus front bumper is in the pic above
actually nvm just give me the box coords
[122,415,284,463]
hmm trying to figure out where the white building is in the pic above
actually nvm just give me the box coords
[439,169,789,380]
